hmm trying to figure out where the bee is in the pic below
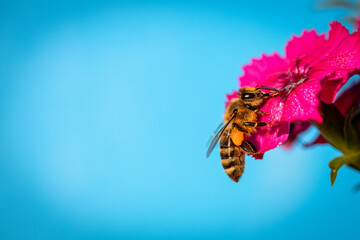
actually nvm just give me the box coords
[207,85,278,182]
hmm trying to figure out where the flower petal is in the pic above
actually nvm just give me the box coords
[259,81,323,124]
[245,79,321,153]
[313,25,360,103]
[239,53,288,89]
[323,21,351,56]
[247,121,290,154]
[285,29,326,67]
[246,96,290,154]
[281,80,323,123]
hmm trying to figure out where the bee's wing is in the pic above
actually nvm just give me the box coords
[206,112,237,158]
[206,122,224,146]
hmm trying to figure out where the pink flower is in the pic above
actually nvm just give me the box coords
[226,21,360,157]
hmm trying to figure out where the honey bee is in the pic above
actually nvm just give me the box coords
[207,85,278,182]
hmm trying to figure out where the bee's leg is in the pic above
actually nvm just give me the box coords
[243,122,270,127]
[257,110,268,115]
[255,85,280,98]
[232,123,248,133]
[263,91,280,97]
[255,85,279,92]
[245,104,268,115]
[240,140,257,154]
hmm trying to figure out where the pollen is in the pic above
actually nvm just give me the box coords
[230,128,245,146]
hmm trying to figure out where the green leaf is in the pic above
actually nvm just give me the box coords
[344,107,360,152]
[329,156,347,186]
[330,168,338,187]
[329,152,360,186]
[347,160,360,172]
[311,102,347,153]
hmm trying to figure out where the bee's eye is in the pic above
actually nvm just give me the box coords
[242,93,255,100]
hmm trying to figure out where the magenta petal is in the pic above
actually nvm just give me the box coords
[314,30,360,103]
[323,21,351,56]
[260,94,285,122]
[247,121,290,154]
[281,81,323,123]
[246,78,322,152]
[285,30,326,66]
[309,21,350,68]
[239,53,288,89]
[320,77,349,104]
[245,96,290,154]
[258,81,323,124]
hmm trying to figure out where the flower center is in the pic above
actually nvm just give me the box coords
[278,58,312,95]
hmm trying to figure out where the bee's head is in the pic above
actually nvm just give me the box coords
[238,87,269,105]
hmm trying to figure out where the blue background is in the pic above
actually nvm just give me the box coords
[1,0,359,239]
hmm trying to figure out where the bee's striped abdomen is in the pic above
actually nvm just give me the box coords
[219,129,245,182]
